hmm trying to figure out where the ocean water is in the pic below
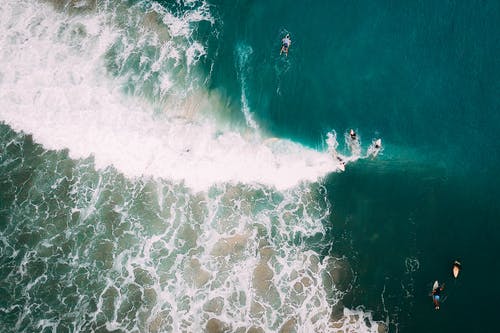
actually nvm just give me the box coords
[0,1,499,332]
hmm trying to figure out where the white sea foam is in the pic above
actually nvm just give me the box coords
[0,2,386,332]
[0,0,345,192]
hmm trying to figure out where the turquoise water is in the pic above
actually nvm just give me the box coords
[1,0,499,332]
[211,0,500,168]
[212,0,500,331]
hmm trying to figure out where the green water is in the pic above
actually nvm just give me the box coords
[1,0,499,332]
[210,0,500,167]
[324,160,499,331]
[207,0,500,331]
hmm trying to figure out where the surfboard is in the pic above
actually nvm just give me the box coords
[336,156,346,171]
[432,280,439,291]
[453,261,461,278]
[368,139,382,158]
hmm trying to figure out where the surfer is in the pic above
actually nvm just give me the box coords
[452,260,461,278]
[432,283,445,310]
[280,34,291,56]
[367,138,382,158]
[350,129,357,140]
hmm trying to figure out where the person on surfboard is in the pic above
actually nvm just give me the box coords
[452,260,461,278]
[432,283,445,310]
[280,34,291,56]
[350,129,357,140]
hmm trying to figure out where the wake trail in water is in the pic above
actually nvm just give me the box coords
[235,42,259,130]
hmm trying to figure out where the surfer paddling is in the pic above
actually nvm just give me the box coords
[349,129,357,140]
[367,138,382,158]
[280,34,291,56]
[432,282,445,310]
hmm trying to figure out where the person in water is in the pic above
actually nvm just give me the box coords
[280,34,291,56]
[453,260,462,278]
[350,129,357,140]
[432,283,445,310]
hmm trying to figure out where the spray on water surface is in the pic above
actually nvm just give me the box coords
[0,0,383,332]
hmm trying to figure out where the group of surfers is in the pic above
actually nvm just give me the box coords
[281,33,461,313]
[281,33,461,314]
[280,35,382,160]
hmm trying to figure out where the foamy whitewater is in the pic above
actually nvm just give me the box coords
[0,0,360,191]
[0,1,384,332]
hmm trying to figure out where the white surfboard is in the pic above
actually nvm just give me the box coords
[432,280,439,291]
[453,260,461,278]
[367,138,382,158]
